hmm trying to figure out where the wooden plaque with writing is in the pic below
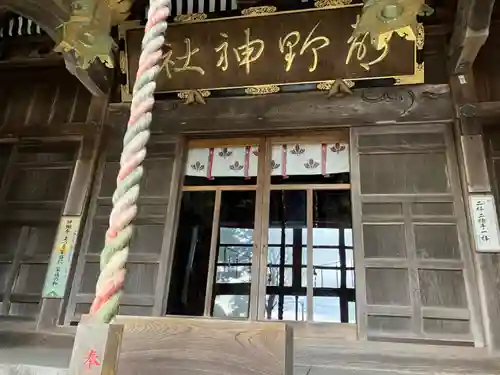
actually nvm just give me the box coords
[120,4,423,101]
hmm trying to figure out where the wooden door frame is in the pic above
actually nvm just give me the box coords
[252,134,351,322]
[169,137,266,320]
[188,185,261,318]
[166,132,354,323]
[64,132,108,325]
[155,138,187,316]
[444,124,485,347]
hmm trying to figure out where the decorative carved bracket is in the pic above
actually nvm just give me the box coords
[178,90,211,104]
[317,79,354,98]
[174,13,208,22]
[315,0,352,8]
[244,85,280,95]
[55,0,115,69]
[352,0,431,52]
[241,6,277,16]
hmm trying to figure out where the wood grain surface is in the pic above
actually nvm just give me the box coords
[115,316,293,375]
[107,84,453,136]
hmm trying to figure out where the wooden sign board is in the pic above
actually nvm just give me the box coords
[120,4,423,101]
[42,216,82,298]
[469,194,500,252]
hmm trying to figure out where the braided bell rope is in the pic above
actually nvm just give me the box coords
[88,0,171,323]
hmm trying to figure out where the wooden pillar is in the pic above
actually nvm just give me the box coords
[36,95,107,330]
[68,322,123,375]
[451,71,500,351]
[449,0,495,74]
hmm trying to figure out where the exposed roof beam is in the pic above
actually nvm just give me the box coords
[449,0,496,74]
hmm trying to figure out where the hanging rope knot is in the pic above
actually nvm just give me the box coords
[89,0,171,324]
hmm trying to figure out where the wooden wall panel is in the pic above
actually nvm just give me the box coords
[0,141,78,320]
[0,66,92,133]
[350,124,483,345]
[65,128,181,323]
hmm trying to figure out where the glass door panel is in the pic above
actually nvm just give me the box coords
[259,134,353,323]
[265,190,307,321]
[168,134,355,324]
[168,139,262,320]
[212,190,256,318]
[263,188,354,323]
[311,189,354,323]
[167,191,216,316]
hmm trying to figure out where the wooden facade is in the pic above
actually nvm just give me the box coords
[3,1,500,374]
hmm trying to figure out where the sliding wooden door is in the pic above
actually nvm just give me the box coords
[350,124,483,345]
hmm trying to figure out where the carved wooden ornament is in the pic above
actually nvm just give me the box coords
[54,0,115,69]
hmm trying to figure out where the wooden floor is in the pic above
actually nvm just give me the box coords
[293,323,500,375]
[2,322,500,375]
[296,338,500,375]
[0,330,72,375]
